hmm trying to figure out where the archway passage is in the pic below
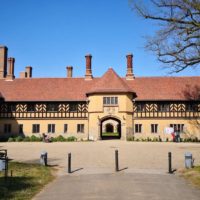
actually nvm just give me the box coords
[106,123,114,133]
[100,117,121,140]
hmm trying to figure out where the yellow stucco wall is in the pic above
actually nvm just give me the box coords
[133,119,200,140]
[0,93,199,140]
[87,93,133,140]
[0,119,88,139]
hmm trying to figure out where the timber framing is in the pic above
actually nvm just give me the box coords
[0,101,88,119]
[133,101,200,118]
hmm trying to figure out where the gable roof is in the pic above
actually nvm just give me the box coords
[127,76,200,101]
[0,69,200,102]
[87,68,135,95]
[0,78,97,102]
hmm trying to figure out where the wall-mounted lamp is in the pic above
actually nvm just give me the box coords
[86,98,90,104]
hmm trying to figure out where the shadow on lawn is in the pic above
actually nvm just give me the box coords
[0,176,35,199]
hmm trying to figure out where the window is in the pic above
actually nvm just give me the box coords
[32,124,40,133]
[46,104,58,112]
[48,124,55,133]
[27,104,35,112]
[170,124,184,133]
[77,124,84,133]
[19,124,23,134]
[64,124,68,133]
[103,97,118,105]
[135,124,142,133]
[186,103,198,111]
[151,124,158,133]
[4,124,11,133]
[137,103,145,112]
[7,104,16,112]
[158,103,170,112]
[69,103,78,112]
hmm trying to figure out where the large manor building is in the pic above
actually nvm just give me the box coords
[0,45,200,140]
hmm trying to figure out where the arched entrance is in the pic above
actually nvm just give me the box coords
[100,117,121,139]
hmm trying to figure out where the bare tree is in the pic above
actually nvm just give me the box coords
[130,0,200,73]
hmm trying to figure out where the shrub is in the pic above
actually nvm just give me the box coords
[15,136,24,142]
[23,136,31,142]
[56,135,66,142]
[66,136,77,142]
[127,136,134,141]
[51,135,67,142]
[30,135,42,142]
[147,137,151,142]
[152,137,158,142]
[51,137,57,142]
[8,137,15,142]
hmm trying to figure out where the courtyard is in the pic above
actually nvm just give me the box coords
[0,141,199,174]
[1,141,200,199]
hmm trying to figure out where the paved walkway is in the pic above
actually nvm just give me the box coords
[34,172,200,200]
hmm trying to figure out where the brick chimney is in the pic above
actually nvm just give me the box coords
[19,71,27,78]
[25,66,32,78]
[85,54,93,80]
[66,66,73,78]
[6,57,15,80]
[126,53,134,80]
[0,46,8,79]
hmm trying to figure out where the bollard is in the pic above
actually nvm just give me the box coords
[168,152,172,174]
[68,153,71,173]
[115,150,119,172]
[185,152,193,168]
[40,151,48,166]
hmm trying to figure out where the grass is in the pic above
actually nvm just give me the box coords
[0,162,56,200]
[179,166,200,188]
[102,132,119,136]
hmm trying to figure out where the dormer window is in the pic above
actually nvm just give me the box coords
[103,97,118,105]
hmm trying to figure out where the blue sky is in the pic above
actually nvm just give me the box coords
[1,0,200,78]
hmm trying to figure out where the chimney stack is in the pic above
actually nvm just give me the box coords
[66,66,73,78]
[19,71,27,78]
[0,46,8,79]
[126,54,134,80]
[25,66,32,78]
[85,54,93,80]
[6,57,15,80]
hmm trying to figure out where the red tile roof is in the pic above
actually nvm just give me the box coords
[0,78,97,101]
[87,68,135,94]
[127,76,200,101]
[0,68,200,102]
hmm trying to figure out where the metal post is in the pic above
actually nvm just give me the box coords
[115,150,119,172]
[168,152,172,174]
[68,153,71,173]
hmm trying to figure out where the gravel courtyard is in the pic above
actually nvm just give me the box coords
[1,141,200,175]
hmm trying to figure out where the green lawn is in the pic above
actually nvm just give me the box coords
[0,162,56,200]
[179,166,200,188]
[102,132,119,137]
